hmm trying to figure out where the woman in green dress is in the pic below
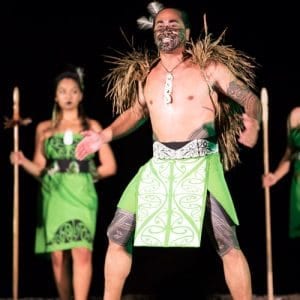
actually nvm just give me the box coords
[10,67,117,300]
[263,107,300,239]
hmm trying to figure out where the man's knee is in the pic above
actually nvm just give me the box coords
[107,208,135,249]
[214,224,240,257]
[218,243,241,257]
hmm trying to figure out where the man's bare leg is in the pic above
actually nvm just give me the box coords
[103,240,132,300]
[222,248,252,300]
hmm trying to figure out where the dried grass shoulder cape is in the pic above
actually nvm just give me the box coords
[104,30,257,171]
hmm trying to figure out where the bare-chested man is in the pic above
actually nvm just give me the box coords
[76,5,261,300]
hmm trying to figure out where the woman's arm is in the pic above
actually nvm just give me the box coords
[10,121,48,177]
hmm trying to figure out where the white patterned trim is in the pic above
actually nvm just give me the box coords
[153,139,218,160]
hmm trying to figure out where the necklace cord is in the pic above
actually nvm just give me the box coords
[160,58,184,74]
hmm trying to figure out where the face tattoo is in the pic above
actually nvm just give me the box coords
[154,27,186,52]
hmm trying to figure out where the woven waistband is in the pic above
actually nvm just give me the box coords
[45,159,90,175]
[153,139,218,159]
[293,152,300,160]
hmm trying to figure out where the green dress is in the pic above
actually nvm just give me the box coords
[288,127,300,238]
[35,132,98,254]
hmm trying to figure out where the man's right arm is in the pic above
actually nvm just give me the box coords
[108,104,148,141]
[75,102,147,160]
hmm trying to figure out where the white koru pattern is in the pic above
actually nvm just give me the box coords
[134,157,207,247]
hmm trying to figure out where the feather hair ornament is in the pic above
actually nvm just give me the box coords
[76,67,85,90]
[147,1,164,16]
[137,1,164,30]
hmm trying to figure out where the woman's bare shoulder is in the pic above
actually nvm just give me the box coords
[288,107,300,128]
[35,120,54,139]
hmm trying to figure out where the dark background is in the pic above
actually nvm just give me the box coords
[1,0,300,298]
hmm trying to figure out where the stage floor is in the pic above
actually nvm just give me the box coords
[1,295,300,300]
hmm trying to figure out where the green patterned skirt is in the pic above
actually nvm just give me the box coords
[117,140,238,247]
[35,172,98,254]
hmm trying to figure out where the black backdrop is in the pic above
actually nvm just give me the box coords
[1,0,300,298]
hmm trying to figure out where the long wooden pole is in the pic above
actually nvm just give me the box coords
[261,87,274,300]
[4,87,31,299]
[12,87,20,300]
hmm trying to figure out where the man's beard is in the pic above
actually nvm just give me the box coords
[155,30,185,52]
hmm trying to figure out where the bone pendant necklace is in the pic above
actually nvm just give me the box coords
[161,59,183,104]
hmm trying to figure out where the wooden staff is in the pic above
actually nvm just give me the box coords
[12,87,20,300]
[261,87,274,300]
[5,87,31,300]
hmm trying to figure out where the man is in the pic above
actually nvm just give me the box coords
[76,5,261,300]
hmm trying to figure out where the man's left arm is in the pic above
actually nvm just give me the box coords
[226,80,262,148]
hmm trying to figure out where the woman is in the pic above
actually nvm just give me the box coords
[10,67,117,300]
[262,106,300,239]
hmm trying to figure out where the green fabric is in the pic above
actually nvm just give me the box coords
[288,128,300,238]
[35,133,98,254]
[206,153,239,225]
[117,152,238,248]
